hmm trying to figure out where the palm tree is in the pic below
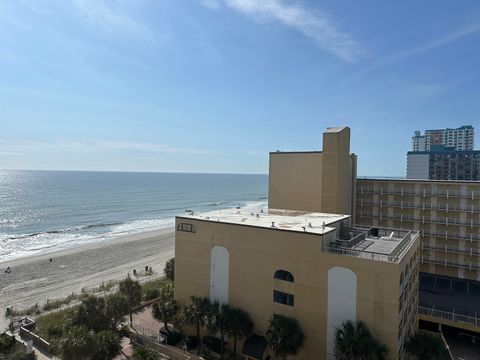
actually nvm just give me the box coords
[334,320,388,360]
[266,315,305,360]
[205,301,231,359]
[405,333,449,360]
[119,275,142,323]
[60,325,95,360]
[106,293,129,329]
[164,257,175,282]
[152,283,177,333]
[183,296,209,352]
[68,295,110,332]
[93,330,121,360]
[225,308,253,360]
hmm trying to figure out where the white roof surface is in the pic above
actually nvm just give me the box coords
[180,207,350,235]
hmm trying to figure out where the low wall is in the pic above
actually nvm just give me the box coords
[130,332,204,360]
[20,326,50,354]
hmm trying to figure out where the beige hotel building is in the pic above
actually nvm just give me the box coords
[175,127,420,359]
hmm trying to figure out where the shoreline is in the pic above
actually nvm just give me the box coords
[0,227,174,267]
[0,228,175,331]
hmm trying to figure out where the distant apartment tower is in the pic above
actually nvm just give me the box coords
[407,145,480,180]
[412,125,474,152]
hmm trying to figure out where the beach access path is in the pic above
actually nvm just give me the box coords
[0,228,175,331]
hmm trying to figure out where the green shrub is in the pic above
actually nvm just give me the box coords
[0,333,16,352]
[132,346,160,360]
[143,288,160,301]
[140,278,169,300]
[36,308,74,354]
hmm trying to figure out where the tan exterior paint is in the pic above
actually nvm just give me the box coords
[268,127,357,217]
[174,217,419,360]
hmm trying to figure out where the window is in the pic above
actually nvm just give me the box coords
[177,223,196,233]
[274,269,294,282]
[273,290,294,306]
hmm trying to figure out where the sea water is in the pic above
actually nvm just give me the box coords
[0,170,267,261]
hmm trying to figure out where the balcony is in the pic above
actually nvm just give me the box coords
[419,273,480,328]
[357,211,480,228]
[357,199,480,213]
[358,187,480,199]
[421,256,480,271]
[422,244,480,257]
[419,306,479,328]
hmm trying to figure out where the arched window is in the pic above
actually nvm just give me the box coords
[274,269,294,282]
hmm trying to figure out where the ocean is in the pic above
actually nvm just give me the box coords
[0,170,268,262]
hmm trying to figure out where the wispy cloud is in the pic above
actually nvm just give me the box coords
[360,22,480,74]
[70,0,152,39]
[202,0,221,10]
[0,151,24,156]
[0,140,227,156]
[203,0,365,63]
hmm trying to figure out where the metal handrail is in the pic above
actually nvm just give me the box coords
[421,257,480,271]
[418,306,479,327]
[357,200,480,213]
[358,187,480,198]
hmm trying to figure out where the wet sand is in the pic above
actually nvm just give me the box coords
[0,228,175,330]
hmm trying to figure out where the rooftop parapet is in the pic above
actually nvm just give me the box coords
[178,207,350,236]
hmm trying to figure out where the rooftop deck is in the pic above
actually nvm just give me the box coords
[325,227,419,262]
[180,207,349,235]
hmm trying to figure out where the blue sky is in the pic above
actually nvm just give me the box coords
[0,0,479,175]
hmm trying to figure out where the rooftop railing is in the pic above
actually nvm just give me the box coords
[325,227,419,262]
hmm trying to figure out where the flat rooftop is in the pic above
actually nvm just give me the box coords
[179,207,350,235]
[178,206,418,262]
[328,227,418,262]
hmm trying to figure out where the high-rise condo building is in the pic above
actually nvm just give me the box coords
[411,125,474,152]
[406,145,480,180]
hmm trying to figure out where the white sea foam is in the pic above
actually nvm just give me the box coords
[0,200,268,262]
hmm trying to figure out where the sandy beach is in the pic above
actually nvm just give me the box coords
[0,228,175,331]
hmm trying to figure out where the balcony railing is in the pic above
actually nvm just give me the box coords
[357,200,480,213]
[356,213,480,235]
[422,244,480,257]
[419,306,479,327]
[358,187,480,199]
[421,256,480,271]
